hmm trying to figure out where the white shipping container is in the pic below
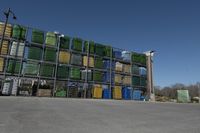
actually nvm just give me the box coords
[2,81,11,95]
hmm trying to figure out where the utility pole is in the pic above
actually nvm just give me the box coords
[145,50,155,101]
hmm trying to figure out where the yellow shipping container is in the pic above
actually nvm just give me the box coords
[83,56,94,67]
[115,62,123,72]
[123,76,131,85]
[113,86,122,99]
[0,22,12,37]
[59,51,70,64]
[115,74,122,84]
[0,57,4,72]
[123,64,131,73]
[92,84,102,98]
[0,40,9,55]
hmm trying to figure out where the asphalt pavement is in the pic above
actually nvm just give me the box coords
[0,97,199,133]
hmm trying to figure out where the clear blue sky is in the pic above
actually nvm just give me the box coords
[1,0,200,87]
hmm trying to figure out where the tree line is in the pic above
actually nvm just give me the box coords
[154,82,200,99]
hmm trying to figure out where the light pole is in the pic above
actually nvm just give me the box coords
[0,8,17,48]
[144,50,155,101]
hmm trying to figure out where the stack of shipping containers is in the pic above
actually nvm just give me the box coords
[0,22,148,100]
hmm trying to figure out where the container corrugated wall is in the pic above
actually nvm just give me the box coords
[45,32,57,46]
[10,42,25,57]
[92,84,102,99]
[113,86,122,99]
[59,51,70,64]
[0,57,4,72]
[0,22,12,37]
[0,40,9,55]
[83,56,94,67]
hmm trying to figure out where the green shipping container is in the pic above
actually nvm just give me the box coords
[132,53,146,65]
[95,43,105,56]
[40,64,54,77]
[55,90,66,97]
[23,62,39,75]
[84,41,95,54]
[12,25,27,40]
[93,71,103,82]
[60,36,70,49]
[94,57,103,69]
[69,67,81,79]
[44,48,56,62]
[177,90,190,103]
[28,47,42,60]
[132,76,140,86]
[72,38,82,51]
[140,77,147,86]
[57,66,69,78]
[81,70,92,81]
[132,65,139,75]
[71,54,82,66]
[7,60,21,74]
[32,29,44,44]
[105,46,111,57]
[45,32,57,46]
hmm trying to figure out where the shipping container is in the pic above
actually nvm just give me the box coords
[94,57,103,69]
[132,90,142,100]
[44,48,56,62]
[72,38,82,51]
[132,65,139,75]
[59,51,70,64]
[122,87,132,100]
[81,69,92,81]
[132,53,146,65]
[60,36,70,49]
[45,32,57,46]
[27,47,42,60]
[57,65,69,78]
[123,76,131,85]
[114,74,122,84]
[12,24,27,40]
[71,54,82,66]
[0,22,12,37]
[0,40,9,55]
[122,51,131,61]
[113,86,122,99]
[23,62,39,75]
[92,84,102,99]
[0,57,4,72]
[69,67,81,79]
[31,29,44,44]
[115,62,123,72]
[132,76,140,86]
[93,71,103,82]
[7,60,21,74]
[123,64,131,73]
[95,43,105,56]
[113,49,122,59]
[10,42,25,57]
[40,64,54,77]
[83,56,94,67]
[83,41,95,54]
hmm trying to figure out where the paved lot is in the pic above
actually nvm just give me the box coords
[0,97,199,133]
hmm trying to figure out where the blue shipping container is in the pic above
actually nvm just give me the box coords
[113,50,122,59]
[133,90,142,100]
[122,87,132,100]
[122,51,131,62]
[103,89,111,99]
[139,67,147,76]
